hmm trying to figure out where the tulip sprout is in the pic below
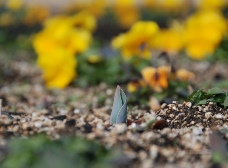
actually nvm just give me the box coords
[110,85,127,124]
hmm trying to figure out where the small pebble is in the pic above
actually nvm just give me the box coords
[192,127,202,135]
[186,102,192,108]
[215,113,223,119]
[115,124,127,134]
[205,112,212,119]
[73,109,81,114]
[34,121,42,128]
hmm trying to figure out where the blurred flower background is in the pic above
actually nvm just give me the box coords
[1,0,228,108]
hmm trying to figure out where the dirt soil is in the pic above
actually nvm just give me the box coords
[0,53,228,168]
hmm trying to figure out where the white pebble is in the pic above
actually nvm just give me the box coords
[34,121,42,128]
[205,112,212,119]
[96,123,104,130]
[215,113,223,119]
[106,89,113,95]
[131,122,137,128]
[150,145,158,160]
[186,102,192,108]
[73,109,81,114]
[115,124,127,134]
[192,127,202,135]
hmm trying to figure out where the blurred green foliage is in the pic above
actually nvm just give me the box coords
[211,37,228,63]
[0,134,118,168]
[187,87,228,107]
[75,52,125,87]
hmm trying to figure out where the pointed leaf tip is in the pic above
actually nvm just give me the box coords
[110,86,127,125]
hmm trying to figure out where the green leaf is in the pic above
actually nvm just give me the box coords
[187,87,228,107]
[212,94,226,104]
[207,87,224,95]
[224,96,228,107]
[197,99,207,105]
[110,85,127,124]
[187,89,206,105]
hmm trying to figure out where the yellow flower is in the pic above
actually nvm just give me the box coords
[196,0,226,10]
[33,31,59,55]
[33,11,95,89]
[153,21,184,54]
[141,66,170,92]
[87,54,102,63]
[127,80,145,93]
[70,10,96,32]
[23,5,50,26]
[33,15,92,55]
[84,0,107,17]
[113,0,139,28]
[111,34,126,49]
[127,82,138,93]
[43,15,73,38]
[175,69,195,81]
[65,29,92,54]
[37,48,76,89]
[144,0,155,8]
[112,21,159,60]
[153,0,186,12]
[5,0,23,11]
[184,10,227,60]
[45,14,92,53]
[185,43,215,60]
[66,0,106,17]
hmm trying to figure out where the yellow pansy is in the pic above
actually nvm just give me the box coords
[153,0,186,12]
[64,29,92,54]
[127,82,138,93]
[184,10,227,60]
[33,15,92,55]
[144,0,155,8]
[185,42,215,60]
[33,31,59,55]
[84,0,107,17]
[70,10,96,32]
[5,0,23,11]
[196,0,226,10]
[111,34,126,49]
[33,11,95,89]
[113,0,139,28]
[141,66,170,92]
[87,54,102,63]
[37,48,76,89]
[153,21,184,54]
[127,80,145,93]
[112,21,159,60]
[175,69,195,81]
[66,0,106,17]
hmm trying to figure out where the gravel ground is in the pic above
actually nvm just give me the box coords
[0,56,228,168]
